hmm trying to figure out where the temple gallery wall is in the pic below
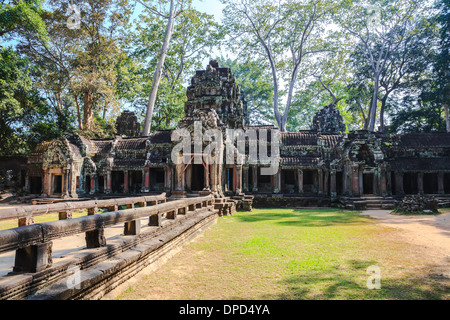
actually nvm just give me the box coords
[18,61,450,207]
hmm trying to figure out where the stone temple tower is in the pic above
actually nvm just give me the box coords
[184,60,248,129]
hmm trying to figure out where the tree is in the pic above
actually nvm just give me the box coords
[218,57,274,126]
[0,0,48,41]
[0,47,60,155]
[434,0,450,132]
[338,0,425,132]
[132,1,222,130]
[139,0,186,136]
[222,0,336,132]
[346,15,438,132]
[18,0,133,135]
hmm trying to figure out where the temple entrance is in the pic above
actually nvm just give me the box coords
[98,176,104,193]
[282,169,296,193]
[29,176,42,194]
[129,170,143,193]
[191,164,205,191]
[53,175,62,194]
[85,175,91,193]
[303,170,314,193]
[149,168,165,191]
[424,173,438,194]
[445,173,450,194]
[336,172,343,195]
[363,173,374,195]
[403,173,418,194]
[112,171,124,193]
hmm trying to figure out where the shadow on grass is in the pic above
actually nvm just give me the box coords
[234,209,368,228]
[261,259,449,300]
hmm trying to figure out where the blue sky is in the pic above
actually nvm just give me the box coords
[193,0,225,22]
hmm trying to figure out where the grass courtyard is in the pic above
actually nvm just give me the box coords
[116,208,449,300]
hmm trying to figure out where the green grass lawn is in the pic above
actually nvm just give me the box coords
[116,208,449,300]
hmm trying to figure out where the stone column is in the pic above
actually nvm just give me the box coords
[186,165,192,191]
[387,171,392,196]
[273,169,281,194]
[417,172,424,195]
[90,175,95,195]
[438,172,445,194]
[42,169,50,196]
[243,166,249,192]
[395,172,404,195]
[236,165,243,194]
[252,166,258,192]
[380,165,387,196]
[323,171,329,196]
[297,169,304,194]
[123,171,129,193]
[351,164,360,196]
[330,170,337,200]
[144,167,150,192]
[106,171,112,194]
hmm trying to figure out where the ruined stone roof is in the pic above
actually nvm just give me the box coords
[281,156,321,166]
[398,133,450,147]
[116,137,148,150]
[113,158,146,168]
[281,132,319,146]
[388,157,450,171]
[148,130,172,144]
[92,140,114,154]
[319,134,344,148]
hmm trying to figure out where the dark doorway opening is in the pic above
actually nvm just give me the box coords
[257,168,271,192]
[363,173,374,195]
[424,173,438,194]
[191,164,205,191]
[149,168,165,191]
[85,175,91,193]
[282,169,296,193]
[248,167,254,191]
[53,175,62,194]
[391,172,397,195]
[403,173,418,194]
[445,173,450,194]
[129,170,143,193]
[336,172,343,195]
[98,176,104,193]
[30,176,42,194]
[303,170,314,193]
[112,171,124,193]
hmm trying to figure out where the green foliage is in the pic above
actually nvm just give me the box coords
[0,47,62,155]
[0,0,49,42]
[131,3,223,130]
[218,57,275,126]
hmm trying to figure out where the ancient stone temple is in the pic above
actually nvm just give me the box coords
[21,60,450,209]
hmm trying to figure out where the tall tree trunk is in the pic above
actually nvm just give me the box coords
[83,90,94,131]
[379,96,388,133]
[73,93,83,130]
[445,103,450,133]
[142,0,176,136]
[369,73,380,132]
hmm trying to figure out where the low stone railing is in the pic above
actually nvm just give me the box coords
[0,194,216,300]
[0,195,213,273]
[0,193,167,227]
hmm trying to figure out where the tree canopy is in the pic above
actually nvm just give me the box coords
[0,0,448,155]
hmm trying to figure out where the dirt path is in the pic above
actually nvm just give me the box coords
[361,210,450,278]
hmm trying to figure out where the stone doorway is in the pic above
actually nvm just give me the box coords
[112,171,124,193]
[53,175,62,194]
[363,173,374,195]
[191,164,205,192]
[30,176,42,194]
